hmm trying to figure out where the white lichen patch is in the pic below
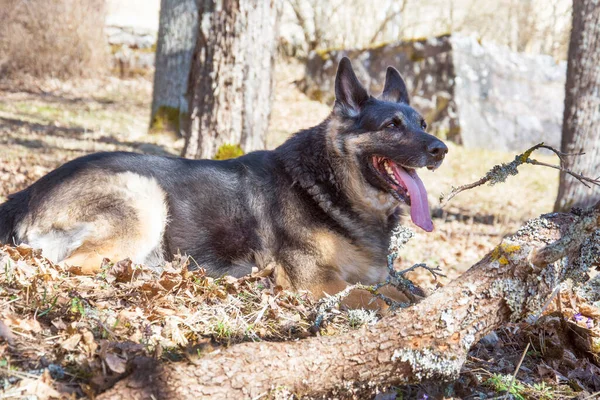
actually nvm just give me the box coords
[268,385,294,400]
[538,260,560,287]
[438,308,455,331]
[521,290,547,317]
[461,333,476,349]
[566,228,600,283]
[489,261,561,321]
[577,274,600,306]
[388,225,415,254]
[458,296,471,305]
[485,159,520,186]
[464,282,478,295]
[391,347,463,380]
[513,216,559,244]
[489,278,528,320]
[347,309,379,328]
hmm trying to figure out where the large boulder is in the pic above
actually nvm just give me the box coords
[106,25,156,77]
[302,35,566,151]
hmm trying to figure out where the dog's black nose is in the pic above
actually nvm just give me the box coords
[427,140,448,161]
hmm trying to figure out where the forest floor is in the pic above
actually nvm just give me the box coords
[0,62,598,399]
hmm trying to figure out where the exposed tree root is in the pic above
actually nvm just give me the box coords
[98,202,600,400]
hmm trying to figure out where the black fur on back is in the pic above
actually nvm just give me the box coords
[0,189,29,244]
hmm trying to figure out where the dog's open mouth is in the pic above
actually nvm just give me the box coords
[372,156,433,232]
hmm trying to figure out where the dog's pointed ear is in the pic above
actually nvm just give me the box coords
[381,66,410,104]
[334,57,369,116]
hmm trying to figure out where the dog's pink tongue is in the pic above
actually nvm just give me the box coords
[393,166,434,232]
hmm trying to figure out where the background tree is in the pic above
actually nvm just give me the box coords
[182,0,281,160]
[554,0,600,211]
[150,0,199,136]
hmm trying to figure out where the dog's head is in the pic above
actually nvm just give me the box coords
[328,57,448,232]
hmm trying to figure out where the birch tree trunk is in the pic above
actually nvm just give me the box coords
[181,0,280,160]
[150,0,199,135]
[554,0,600,211]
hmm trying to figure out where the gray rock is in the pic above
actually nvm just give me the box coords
[106,25,157,75]
[478,331,500,347]
[106,25,156,49]
[302,35,566,151]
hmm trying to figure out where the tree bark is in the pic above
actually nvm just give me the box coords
[97,204,600,400]
[181,0,280,160]
[150,0,199,135]
[554,0,600,211]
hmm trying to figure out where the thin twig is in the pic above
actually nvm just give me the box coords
[526,159,599,188]
[503,342,530,400]
[0,365,41,380]
[582,391,600,400]
[439,142,599,207]
[398,263,446,280]
[530,286,561,323]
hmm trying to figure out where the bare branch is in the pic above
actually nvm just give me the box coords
[368,0,407,44]
[439,142,600,207]
[526,158,598,188]
[397,263,446,280]
[287,0,313,53]
[507,342,530,395]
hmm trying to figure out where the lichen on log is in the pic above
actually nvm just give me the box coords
[97,203,600,400]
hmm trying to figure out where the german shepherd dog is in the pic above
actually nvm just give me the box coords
[0,58,447,309]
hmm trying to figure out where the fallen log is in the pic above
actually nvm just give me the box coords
[98,203,600,400]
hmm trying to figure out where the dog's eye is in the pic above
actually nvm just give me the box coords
[386,122,399,129]
[421,120,428,130]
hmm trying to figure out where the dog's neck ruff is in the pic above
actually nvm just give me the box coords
[275,123,365,230]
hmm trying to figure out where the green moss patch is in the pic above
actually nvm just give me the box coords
[213,144,244,160]
[150,105,183,133]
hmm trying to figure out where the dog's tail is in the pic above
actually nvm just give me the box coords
[0,190,29,245]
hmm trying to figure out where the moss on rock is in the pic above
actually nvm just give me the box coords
[213,144,244,160]
[151,106,183,133]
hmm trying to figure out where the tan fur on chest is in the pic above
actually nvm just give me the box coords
[313,230,387,284]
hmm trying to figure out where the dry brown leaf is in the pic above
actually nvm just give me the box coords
[13,371,61,400]
[5,315,42,333]
[82,329,98,356]
[140,281,163,297]
[154,307,177,316]
[107,258,138,284]
[0,320,15,345]
[537,363,559,382]
[60,333,82,351]
[580,303,600,318]
[67,265,84,275]
[568,363,600,391]
[158,274,182,291]
[51,318,67,331]
[104,353,127,374]
[15,244,34,258]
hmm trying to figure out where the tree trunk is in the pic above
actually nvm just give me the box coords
[97,204,600,400]
[554,0,600,211]
[150,0,199,135]
[181,0,280,160]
